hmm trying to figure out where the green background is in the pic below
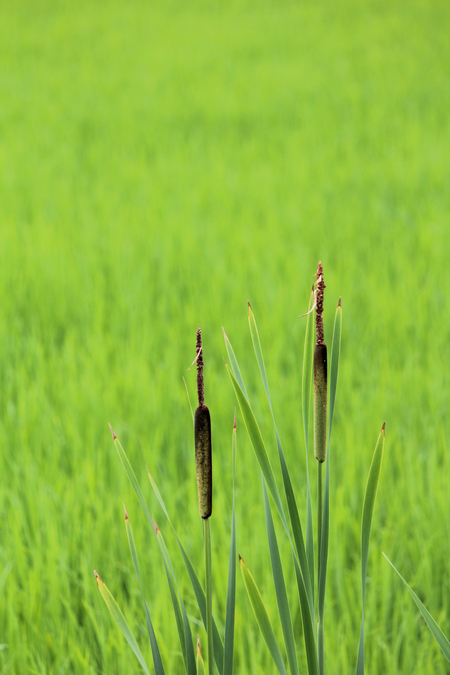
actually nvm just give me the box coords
[0,0,449,672]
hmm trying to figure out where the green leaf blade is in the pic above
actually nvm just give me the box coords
[239,556,288,675]
[125,511,165,675]
[262,479,299,675]
[225,363,286,531]
[356,424,386,675]
[247,304,314,619]
[95,572,151,675]
[383,555,450,663]
[302,288,316,603]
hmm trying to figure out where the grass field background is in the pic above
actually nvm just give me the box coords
[1,0,449,672]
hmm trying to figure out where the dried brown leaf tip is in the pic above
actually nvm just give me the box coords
[196,635,203,658]
[123,504,129,521]
[108,423,117,441]
[382,421,386,434]
[94,570,103,586]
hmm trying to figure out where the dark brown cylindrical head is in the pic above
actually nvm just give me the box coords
[194,404,212,518]
[314,342,328,463]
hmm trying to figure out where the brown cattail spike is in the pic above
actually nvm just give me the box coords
[194,326,212,518]
[195,404,212,518]
[314,261,328,462]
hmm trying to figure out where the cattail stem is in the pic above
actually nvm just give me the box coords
[317,460,323,594]
[204,517,214,674]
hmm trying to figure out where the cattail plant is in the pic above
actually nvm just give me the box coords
[95,330,237,675]
[193,326,214,674]
[92,264,412,675]
[224,262,386,675]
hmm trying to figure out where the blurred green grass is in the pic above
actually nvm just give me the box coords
[0,0,449,672]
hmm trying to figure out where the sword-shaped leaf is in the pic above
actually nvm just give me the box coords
[94,571,150,675]
[239,556,287,675]
[124,507,165,675]
[383,555,450,662]
[356,424,386,675]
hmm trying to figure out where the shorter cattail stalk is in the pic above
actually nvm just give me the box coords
[314,262,327,620]
[193,326,214,674]
[194,327,212,519]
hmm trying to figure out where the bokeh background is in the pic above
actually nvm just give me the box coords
[0,0,449,673]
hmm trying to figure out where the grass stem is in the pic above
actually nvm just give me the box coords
[204,517,214,674]
[317,460,323,588]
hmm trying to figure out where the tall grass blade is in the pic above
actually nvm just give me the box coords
[225,363,286,529]
[262,478,299,675]
[110,429,153,529]
[148,470,225,674]
[108,428,223,673]
[318,299,342,673]
[224,336,318,670]
[247,304,314,621]
[356,424,386,675]
[155,524,196,675]
[94,571,151,675]
[302,288,316,602]
[124,508,165,675]
[223,414,237,675]
[222,328,249,399]
[239,556,288,675]
[383,555,450,662]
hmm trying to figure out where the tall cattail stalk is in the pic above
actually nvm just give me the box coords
[194,327,214,675]
[314,262,327,675]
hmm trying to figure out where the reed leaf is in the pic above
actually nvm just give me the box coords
[356,424,386,675]
[302,287,316,603]
[155,523,197,675]
[262,478,299,675]
[94,571,150,675]
[239,556,288,675]
[383,555,450,662]
[124,508,165,675]
[247,303,314,621]
[147,470,225,673]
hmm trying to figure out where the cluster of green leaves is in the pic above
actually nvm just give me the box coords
[95,290,449,673]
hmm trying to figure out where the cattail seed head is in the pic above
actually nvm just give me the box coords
[314,343,328,462]
[314,261,328,463]
[194,327,212,518]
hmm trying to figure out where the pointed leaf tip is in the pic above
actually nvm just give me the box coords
[108,423,117,441]
[197,635,203,658]
[153,518,160,535]
[222,326,227,339]
[338,297,342,307]
[123,503,129,521]
[233,409,237,429]
[382,421,386,434]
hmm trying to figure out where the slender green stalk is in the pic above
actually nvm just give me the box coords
[204,517,214,675]
[317,461,323,675]
[317,461,323,588]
